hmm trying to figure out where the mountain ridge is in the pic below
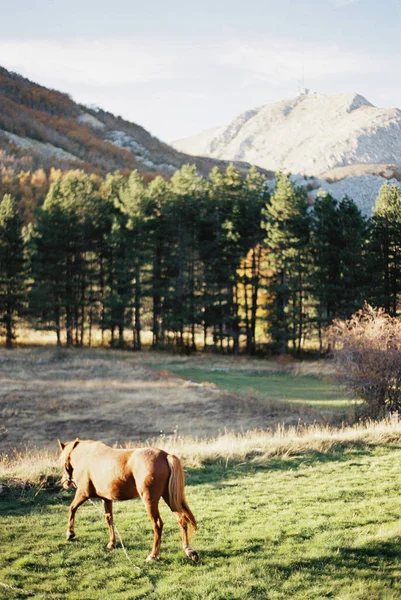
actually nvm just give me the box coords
[172,92,401,177]
[0,66,258,178]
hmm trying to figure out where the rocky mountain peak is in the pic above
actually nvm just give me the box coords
[173,92,401,177]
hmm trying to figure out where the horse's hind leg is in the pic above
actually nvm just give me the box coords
[163,491,199,563]
[67,489,88,541]
[142,492,163,561]
[103,499,116,550]
[173,511,199,562]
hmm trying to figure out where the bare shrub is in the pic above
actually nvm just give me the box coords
[330,304,401,418]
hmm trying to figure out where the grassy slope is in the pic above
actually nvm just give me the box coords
[156,363,350,410]
[2,443,401,600]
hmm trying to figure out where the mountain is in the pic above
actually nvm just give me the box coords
[0,66,255,178]
[172,92,401,178]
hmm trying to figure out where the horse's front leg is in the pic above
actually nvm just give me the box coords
[103,499,116,550]
[66,488,88,541]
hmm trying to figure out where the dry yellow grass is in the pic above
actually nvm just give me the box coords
[153,417,401,467]
[2,418,401,487]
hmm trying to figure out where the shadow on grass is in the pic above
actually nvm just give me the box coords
[202,537,401,597]
[0,487,71,516]
[185,443,380,487]
[265,537,401,592]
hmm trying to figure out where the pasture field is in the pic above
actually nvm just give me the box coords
[153,363,349,410]
[2,436,401,600]
[0,348,349,453]
[1,347,393,599]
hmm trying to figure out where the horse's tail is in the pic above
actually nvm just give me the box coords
[166,454,197,532]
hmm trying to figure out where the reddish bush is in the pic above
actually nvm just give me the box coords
[330,304,401,418]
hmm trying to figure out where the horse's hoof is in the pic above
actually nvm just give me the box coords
[66,531,75,541]
[107,542,116,550]
[185,546,199,563]
[146,554,160,562]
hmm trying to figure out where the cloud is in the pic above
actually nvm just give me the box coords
[0,35,385,94]
[216,37,384,85]
[331,0,362,6]
[0,39,178,86]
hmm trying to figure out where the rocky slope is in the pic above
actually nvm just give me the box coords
[0,66,253,177]
[173,92,401,178]
[281,173,401,217]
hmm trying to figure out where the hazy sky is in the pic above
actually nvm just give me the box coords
[1,0,400,141]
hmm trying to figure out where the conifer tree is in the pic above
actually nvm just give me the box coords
[262,172,310,353]
[146,176,172,347]
[170,165,205,349]
[336,196,368,318]
[30,171,105,345]
[202,165,246,352]
[239,167,269,354]
[0,194,25,347]
[310,193,342,352]
[370,183,401,315]
[111,170,148,349]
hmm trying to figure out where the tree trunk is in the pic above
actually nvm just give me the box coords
[133,263,142,351]
[5,303,13,349]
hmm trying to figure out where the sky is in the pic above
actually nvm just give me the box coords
[1,0,400,142]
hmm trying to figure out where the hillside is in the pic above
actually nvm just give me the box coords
[173,92,401,178]
[0,66,253,178]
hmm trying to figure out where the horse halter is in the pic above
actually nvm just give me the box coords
[62,462,76,487]
[64,463,74,482]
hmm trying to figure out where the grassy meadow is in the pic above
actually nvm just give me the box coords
[154,362,350,410]
[1,348,401,599]
[3,430,401,599]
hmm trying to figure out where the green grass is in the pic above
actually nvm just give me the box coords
[2,444,401,599]
[157,365,351,409]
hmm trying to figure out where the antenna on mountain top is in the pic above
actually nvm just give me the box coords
[297,69,309,96]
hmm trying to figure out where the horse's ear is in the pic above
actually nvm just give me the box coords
[58,440,65,451]
[72,438,80,450]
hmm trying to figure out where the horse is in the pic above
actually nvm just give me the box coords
[58,438,198,562]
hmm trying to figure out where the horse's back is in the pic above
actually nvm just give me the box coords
[74,441,170,501]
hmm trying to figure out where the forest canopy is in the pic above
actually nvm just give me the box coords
[0,164,396,353]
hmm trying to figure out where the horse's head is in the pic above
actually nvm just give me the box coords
[58,438,80,489]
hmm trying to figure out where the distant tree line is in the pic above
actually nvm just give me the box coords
[0,164,400,353]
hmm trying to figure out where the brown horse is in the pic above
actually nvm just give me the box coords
[58,438,198,562]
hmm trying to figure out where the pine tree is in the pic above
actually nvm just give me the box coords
[0,194,25,348]
[238,167,269,354]
[111,170,148,350]
[370,183,401,315]
[202,166,245,352]
[310,193,368,352]
[146,176,172,347]
[170,165,205,350]
[29,171,105,345]
[336,196,368,318]
[310,193,342,352]
[262,172,310,353]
